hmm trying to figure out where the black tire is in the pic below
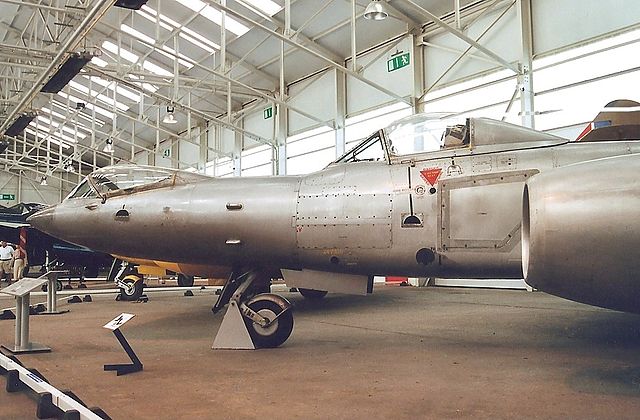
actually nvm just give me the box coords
[244,299,293,348]
[119,276,143,301]
[177,273,194,287]
[298,288,328,300]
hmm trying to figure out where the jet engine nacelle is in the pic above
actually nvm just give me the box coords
[522,154,640,313]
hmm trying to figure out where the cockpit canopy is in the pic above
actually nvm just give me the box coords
[66,165,210,200]
[334,113,467,164]
[334,113,564,165]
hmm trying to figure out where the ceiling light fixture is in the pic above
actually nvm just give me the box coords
[162,105,178,124]
[364,0,389,20]
[103,138,114,153]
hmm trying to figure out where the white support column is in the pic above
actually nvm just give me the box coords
[518,0,535,128]
[200,124,208,173]
[233,128,242,177]
[276,16,288,176]
[335,70,346,157]
[412,33,425,114]
[276,100,287,175]
[351,0,357,72]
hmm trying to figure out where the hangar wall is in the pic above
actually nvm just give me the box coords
[62,0,640,185]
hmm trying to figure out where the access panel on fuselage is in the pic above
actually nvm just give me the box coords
[295,192,393,249]
[438,170,538,252]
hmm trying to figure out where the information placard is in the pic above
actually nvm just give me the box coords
[103,313,135,330]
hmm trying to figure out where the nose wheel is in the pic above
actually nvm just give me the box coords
[118,275,144,301]
[212,270,293,349]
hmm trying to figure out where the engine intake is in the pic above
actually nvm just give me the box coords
[522,154,640,313]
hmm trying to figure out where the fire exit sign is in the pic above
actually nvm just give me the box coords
[2,194,15,200]
[387,52,410,72]
[264,107,273,119]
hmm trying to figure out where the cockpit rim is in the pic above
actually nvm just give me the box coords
[66,165,211,201]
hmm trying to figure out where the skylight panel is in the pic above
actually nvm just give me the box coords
[91,57,108,67]
[121,24,155,45]
[120,25,194,69]
[142,61,173,77]
[25,127,71,149]
[173,0,250,36]
[128,74,159,93]
[102,40,173,77]
[102,41,139,63]
[36,115,57,127]
[160,45,194,69]
[57,92,116,120]
[51,100,106,127]
[85,76,141,102]
[239,0,281,16]
[28,123,77,145]
[138,5,220,53]
[40,106,66,121]
[179,32,217,54]
[39,108,90,140]
[34,115,84,140]
[136,8,173,31]
[68,81,129,112]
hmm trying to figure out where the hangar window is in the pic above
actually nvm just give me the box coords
[241,145,273,176]
[214,157,234,178]
[533,28,640,135]
[420,28,640,138]
[421,70,519,124]
[344,102,412,150]
[286,126,336,175]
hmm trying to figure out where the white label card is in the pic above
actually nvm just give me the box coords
[103,313,135,330]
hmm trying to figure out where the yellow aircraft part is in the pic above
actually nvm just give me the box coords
[137,265,167,276]
[112,254,231,278]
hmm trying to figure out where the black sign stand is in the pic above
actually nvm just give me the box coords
[104,328,143,376]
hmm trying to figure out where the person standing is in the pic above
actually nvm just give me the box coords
[12,245,26,282]
[0,241,14,283]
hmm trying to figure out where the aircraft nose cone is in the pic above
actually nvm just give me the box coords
[27,206,56,233]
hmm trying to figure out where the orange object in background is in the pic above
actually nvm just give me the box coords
[385,276,407,284]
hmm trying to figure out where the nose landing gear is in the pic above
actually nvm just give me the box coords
[212,270,293,349]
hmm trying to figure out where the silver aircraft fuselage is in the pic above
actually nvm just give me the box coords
[28,115,640,313]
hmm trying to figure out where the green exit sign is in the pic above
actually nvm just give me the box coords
[264,107,273,119]
[2,194,15,200]
[163,148,171,158]
[387,52,410,72]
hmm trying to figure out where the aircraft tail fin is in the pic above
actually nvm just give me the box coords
[576,99,640,141]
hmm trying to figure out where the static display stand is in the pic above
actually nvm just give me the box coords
[103,313,143,376]
[41,270,69,315]
[0,276,51,354]
[212,301,255,350]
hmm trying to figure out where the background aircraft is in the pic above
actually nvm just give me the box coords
[28,100,640,348]
[0,202,112,281]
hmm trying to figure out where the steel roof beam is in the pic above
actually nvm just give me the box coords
[207,0,412,106]
[0,0,115,136]
[95,22,332,126]
[89,65,275,145]
[400,0,519,73]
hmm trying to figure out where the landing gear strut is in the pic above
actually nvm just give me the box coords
[212,270,293,349]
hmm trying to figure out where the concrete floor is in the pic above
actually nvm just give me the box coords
[2,284,640,419]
